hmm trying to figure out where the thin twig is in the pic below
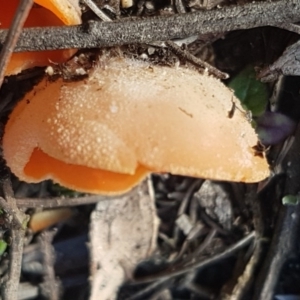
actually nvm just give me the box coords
[3,180,28,228]
[275,23,300,35]
[0,178,29,300]
[0,1,299,52]
[14,195,118,208]
[174,0,186,14]
[39,230,61,300]
[200,210,229,235]
[0,197,23,228]
[4,229,26,300]
[166,40,228,79]
[229,240,264,300]
[194,228,217,256]
[178,179,202,216]
[15,181,155,208]
[0,0,33,87]
[173,179,203,248]
[83,0,112,22]
[127,278,174,300]
[134,231,255,284]
[228,186,265,300]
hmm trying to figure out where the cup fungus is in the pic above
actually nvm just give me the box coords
[3,56,270,194]
[1,0,81,75]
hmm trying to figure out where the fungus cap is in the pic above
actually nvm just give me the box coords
[3,56,270,194]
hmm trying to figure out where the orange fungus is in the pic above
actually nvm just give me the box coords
[3,56,270,195]
[1,0,81,75]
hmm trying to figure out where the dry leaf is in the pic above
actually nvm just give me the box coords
[89,180,159,300]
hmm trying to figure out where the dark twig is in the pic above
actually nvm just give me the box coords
[0,0,33,87]
[200,210,229,235]
[254,123,300,300]
[0,1,299,53]
[177,179,203,216]
[254,205,300,300]
[134,231,255,283]
[173,179,203,249]
[166,40,228,79]
[194,228,217,256]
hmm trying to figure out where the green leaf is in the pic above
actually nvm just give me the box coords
[0,240,7,256]
[282,195,300,205]
[228,66,268,117]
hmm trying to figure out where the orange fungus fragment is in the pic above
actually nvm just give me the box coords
[1,0,81,75]
[34,0,81,25]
